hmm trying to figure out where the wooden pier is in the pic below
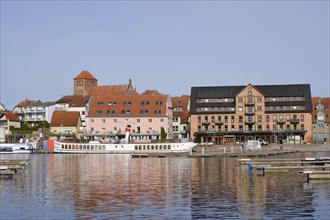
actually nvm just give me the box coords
[238,157,330,180]
[0,159,29,179]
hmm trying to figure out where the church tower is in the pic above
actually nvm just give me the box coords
[73,70,98,95]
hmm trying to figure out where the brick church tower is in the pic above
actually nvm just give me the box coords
[73,70,98,95]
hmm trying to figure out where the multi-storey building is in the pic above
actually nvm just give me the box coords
[12,99,56,126]
[86,92,173,141]
[171,95,190,139]
[311,97,330,144]
[190,84,312,145]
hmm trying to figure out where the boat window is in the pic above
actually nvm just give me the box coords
[91,145,94,150]
[80,145,82,150]
[83,145,86,150]
[151,145,154,150]
[62,144,64,149]
[103,146,105,150]
[143,145,146,150]
[168,145,171,150]
[135,145,138,150]
[147,145,150,150]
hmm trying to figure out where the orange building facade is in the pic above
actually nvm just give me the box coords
[190,84,313,145]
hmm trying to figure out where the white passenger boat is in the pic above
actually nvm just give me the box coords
[54,125,197,154]
[0,143,34,154]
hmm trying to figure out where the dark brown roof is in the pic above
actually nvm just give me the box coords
[50,111,80,127]
[56,95,90,107]
[88,95,168,117]
[74,70,97,80]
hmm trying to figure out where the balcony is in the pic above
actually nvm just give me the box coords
[290,119,300,124]
[201,120,210,125]
[276,119,286,124]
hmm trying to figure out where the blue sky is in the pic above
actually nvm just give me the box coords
[1,1,329,110]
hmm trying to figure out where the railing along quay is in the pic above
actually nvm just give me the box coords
[0,159,30,179]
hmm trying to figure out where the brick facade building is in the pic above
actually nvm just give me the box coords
[190,84,312,145]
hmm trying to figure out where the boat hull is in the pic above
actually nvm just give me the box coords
[0,143,33,154]
[54,140,197,154]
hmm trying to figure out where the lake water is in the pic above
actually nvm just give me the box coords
[1,152,329,219]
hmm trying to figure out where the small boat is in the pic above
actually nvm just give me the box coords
[0,143,34,154]
[54,125,197,154]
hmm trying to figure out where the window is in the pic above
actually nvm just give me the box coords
[149,119,152,123]
[160,119,164,122]
[173,117,179,122]
[257,97,262,102]
[114,119,117,123]
[102,119,106,123]
[247,90,253,96]
[128,101,132,106]
[82,111,85,115]
[141,101,145,106]
[137,119,140,123]
[257,106,262,111]
[238,97,243,102]
[173,126,178,132]
[122,102,127,106]
[238,106,243,112]
[96,110,102,114]
[97,102,104,106]
[91,119,94,123]
[146,101,150,105]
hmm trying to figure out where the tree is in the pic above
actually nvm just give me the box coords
[161,127,167,140]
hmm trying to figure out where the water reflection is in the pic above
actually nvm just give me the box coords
[0,152,329,219]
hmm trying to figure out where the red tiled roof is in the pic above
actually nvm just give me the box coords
[74,70,97,80]
[321,98,330,110]
[88,95,168,117]
[2,112,20,121]
[171,95,190,112]
[312,97,321,109]
[15,99,41,108]
[88,79,138,96]
[50,111,80,127]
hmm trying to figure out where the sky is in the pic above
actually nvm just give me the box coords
[1,1,329,110]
